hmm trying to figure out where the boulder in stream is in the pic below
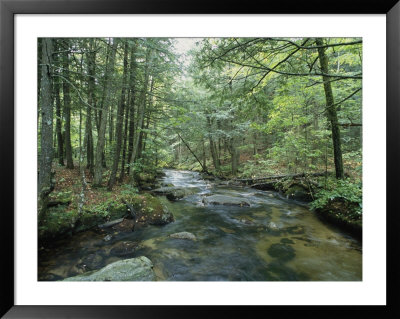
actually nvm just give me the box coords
[202,195,250,207]
[152,186,200,201]
[127,193,174,225]
[63,256,155,281]
[169,232,197,241]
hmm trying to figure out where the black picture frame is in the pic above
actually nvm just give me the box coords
[1,0,399,318]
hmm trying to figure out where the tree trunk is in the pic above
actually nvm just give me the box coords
[108,40,129,190]
[316,38,344,179]
[202,139,207,171]
[62,47,74,169]
[37,39,42,128]
[109,96,114,144]
[38,38,54,222]
[137,78,154,162]
[86,39,96,175]
[129,48,152,181]
[93,38,118,187]
[119,93,130,181]
[54,66,64,166]
[230,142,239,175]
[177,133,207,172]
[126,42,138,175]
[206,115,220,171]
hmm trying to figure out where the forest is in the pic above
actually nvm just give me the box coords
[38,37,362,281]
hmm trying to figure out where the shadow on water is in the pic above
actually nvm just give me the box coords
[38,169,362,281]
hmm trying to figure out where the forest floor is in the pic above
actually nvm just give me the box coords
[51,163,128,209]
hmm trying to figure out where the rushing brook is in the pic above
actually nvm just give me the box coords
[39,169,362,281]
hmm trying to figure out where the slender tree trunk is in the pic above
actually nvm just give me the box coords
[54,70,64,166]
[86,39,96,175]
[202,139,207,171]
[139,115,150,159]
[93,38,118,187]
[109,97,114,144]
[119,95,130,181]
[62,47,74,169]
[37,39,42,128]
[126,42,138,175]
[108,40,129,190]
[316,38,344,179]
[177,133,207,172]
[129,48,152,181]
[137,78,154,161]
[206,115,220,171]
[38,38,54,222]
[229,141,239,175]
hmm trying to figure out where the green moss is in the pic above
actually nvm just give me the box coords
[123,193,174,225]
[48,190,73,205]
[314,198,362,238]
[39,206,78,240]
[108,202,128,220]
[39,191,173,242]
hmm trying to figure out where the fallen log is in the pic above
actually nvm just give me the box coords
[234,172,329,185]
[98,218,124,229]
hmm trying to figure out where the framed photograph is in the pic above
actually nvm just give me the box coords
[1,0,399,317]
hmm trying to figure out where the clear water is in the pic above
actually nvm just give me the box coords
[38,169,362,281]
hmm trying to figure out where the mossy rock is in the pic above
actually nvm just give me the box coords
[38,206,78,241]
[124,193,174,225]
[40,193,173,243]
[63,256,155,281]
[108,202,128,220]
[74,210,107,233]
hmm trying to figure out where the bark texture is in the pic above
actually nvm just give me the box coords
[316,38,344,179]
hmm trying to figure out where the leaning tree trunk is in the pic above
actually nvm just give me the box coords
[62,48,74,169]
[93,38,118,187]
[38,38,54,223]
[316,38,344,179]
[108,40,129,190]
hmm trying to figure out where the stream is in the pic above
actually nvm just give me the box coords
[38,169,362,281]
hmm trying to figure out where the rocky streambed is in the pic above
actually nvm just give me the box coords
[38,169,362,281]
